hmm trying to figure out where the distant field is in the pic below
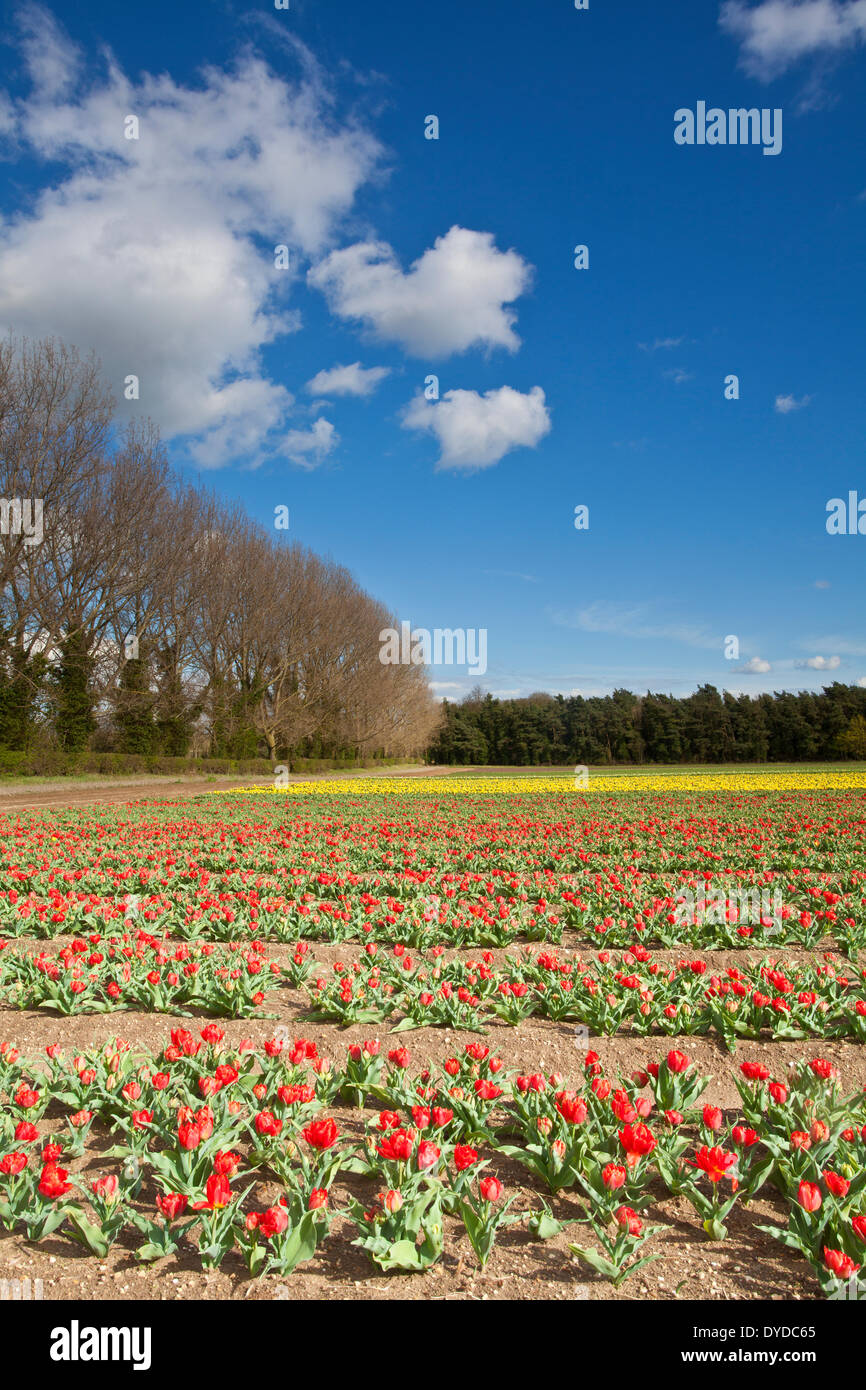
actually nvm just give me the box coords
[443,762,863,778]
[225,766,866,795]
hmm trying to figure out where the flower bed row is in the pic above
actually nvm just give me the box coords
[1,1032,863,1296]
[1,872,863,955]
[4,933,866,1046]
[0,935,276,1018]
[304,943,866,1047]
[0,795,864,958]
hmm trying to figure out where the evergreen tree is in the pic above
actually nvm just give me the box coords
[0,630,46,749]
[425,683,866,765]
[51,630,96,752]
[112,642,157,755]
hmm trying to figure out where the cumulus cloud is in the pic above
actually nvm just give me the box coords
[305,361,390,397]
[278,418,338,468]
[0,6,382,467]
[403,385,551,471]
[736,656,773,673]
[185,379,296,469]
[796,654,841,668]
[720,0,866,80]
[858,676,866,687]
[309,226,532,357]
[775,392,812,412]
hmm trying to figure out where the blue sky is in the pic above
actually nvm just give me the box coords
[0,0,864,700]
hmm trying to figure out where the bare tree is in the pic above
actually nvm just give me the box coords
[0,335,440,761]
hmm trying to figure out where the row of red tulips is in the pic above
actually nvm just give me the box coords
[4,932,866,1049]
[1,871,862,954]
[1,1030,864,1294]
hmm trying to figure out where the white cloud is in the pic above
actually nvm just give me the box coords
[278,418,338,468]
[720,0,866,80]
[775,392,812,412]
[15,1,82,98]
[186,378,295,469]
[736,656,773,673]
[550,601,719,649]
[663,367,693,385]
[305,361,390,397]
[796,654,841,668]
[858,676,866,687]
[638,336,684,351]
[0,7,382,467]
[403,385,551,471]
[309,226,532,357]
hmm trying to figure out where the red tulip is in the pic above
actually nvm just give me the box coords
[0,1152,27,1175]
[823,1248,859,1280]
[480,1175,503,1203]
[193,1173,232,1211]
[615,1205,642,1236]
[92,1174,119,1201]
[177,1121,201,1151]
[302,1117,339,1150]
[38,1161,72,1199]
[555,1091,588,1125]
[156,1193,188,1221]
[602,1163,627,1190]
[255,1110,283,1138]
[416,1140,440,1171]
[798,1180,822,1213]
[454,1145,479,1171]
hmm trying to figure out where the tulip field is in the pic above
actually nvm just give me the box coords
[2,776,866,1303]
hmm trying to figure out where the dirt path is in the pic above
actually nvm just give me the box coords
[0,764,451,813]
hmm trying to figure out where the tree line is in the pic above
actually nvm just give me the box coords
[0,337,440,763]
[429,684,866,765]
